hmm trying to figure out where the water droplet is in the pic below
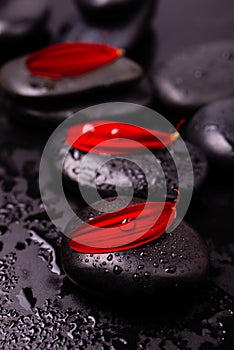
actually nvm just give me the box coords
[111,128,119,136]
[140,251,148,257]
[132,273,140,282]
[138,264,144,270]
[120,218,136,231]
[72,149,80,160]
[144,272,150,279]
[113,265,123,275]
[82,123,95,134]
[107,254,113,261]
[165,266,176,274]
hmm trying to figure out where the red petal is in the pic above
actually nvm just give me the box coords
[26,43,123,79]
[66,121,179,154]
[69,201,176,253]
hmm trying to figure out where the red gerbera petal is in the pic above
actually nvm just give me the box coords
[26,42,124,79]
[69,201,177,254]
[66,121,179,154]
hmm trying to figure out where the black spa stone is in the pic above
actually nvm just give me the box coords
[3,76,155,128]
[0,0,49,61]
[64,0,154,52]
[56,138,207,200]
[74,0,155,20]
[0,53,154,127]
[186,98,234,167]
[61,197,209,299]
[153,41,234,112]
[0,55,142,102]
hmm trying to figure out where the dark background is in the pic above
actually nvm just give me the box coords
[0,1,234,349]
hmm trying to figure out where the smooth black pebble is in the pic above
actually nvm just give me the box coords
[64,1,154,52]
[153,41,234,112]
[186,97,234,167]
[3,77,154,128]
[61,197,209,299]
[56,138,207,200]
[0,0,50,61]
[74,0,144,18]
[0,55,153,127]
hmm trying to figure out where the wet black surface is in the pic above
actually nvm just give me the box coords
[0,0,234,349]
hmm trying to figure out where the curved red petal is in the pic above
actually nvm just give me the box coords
[26,43,123,79]
[68,201,176,253]
[66,121,178,154]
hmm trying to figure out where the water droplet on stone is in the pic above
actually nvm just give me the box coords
[107,254,113,261]
[138,264,144,270]
[132,273,140,282]
[144,272,150,279]
[140,251,148,257]
[113,265,123,275]
[82,123,95,134]
[165,266,176,274]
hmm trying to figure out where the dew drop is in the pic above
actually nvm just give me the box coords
[132,273,140,281]
[113,265,123,275]
[144,272,150,279]
[140,251,148,257]
[138,264,144,270]
[107,254,113,261]
[120,218,136,232]
[165,266,176,274]
[82,123,95,134]
[111,128,119,136]
[72,149,80,160]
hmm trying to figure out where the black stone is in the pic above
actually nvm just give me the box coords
[186,98,234,167]
[0,0,50,62]
[64,0,154,52]
[4,76,155,128]
[74,0,144,19]
[0,56,142,104]
[153,41,234,112]
[61,197,209,299]
[56,138,207,200]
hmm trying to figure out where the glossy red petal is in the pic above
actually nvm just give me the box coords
[26,43,123,79]
[66,121,179,154]
[68,201,176,253]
